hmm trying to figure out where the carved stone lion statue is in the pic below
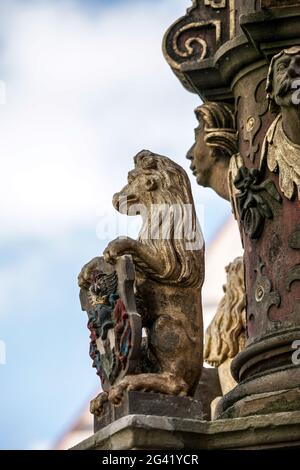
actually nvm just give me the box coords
[79,150,205,408]
[204,257,246,401]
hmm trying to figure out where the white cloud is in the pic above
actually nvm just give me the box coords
[0,0,201,241]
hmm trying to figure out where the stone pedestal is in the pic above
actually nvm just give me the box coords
[94,391,203,433]
[72,411,300,450]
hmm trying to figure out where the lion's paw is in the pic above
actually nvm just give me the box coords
[90,392,108,418]
[103,238,133,265]
[108,380,129,405]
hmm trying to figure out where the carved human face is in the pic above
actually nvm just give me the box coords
[186,123,214,187]
[272,52,300,108]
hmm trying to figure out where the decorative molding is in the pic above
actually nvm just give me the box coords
[163,0,236,76]
[261,115,300,201]
[286,264,300,292]
[241,78,269,163]
[261,0,300,8]
[289,226,300,250]
[205,0,227,8]
[188,0,198,11]
[234,167,282,240]
[172,23,208,62]
[254,258,281,317]
[166,21,221,70]
[229,0,236,39]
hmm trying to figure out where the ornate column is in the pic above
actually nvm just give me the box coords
[164,0,300,418]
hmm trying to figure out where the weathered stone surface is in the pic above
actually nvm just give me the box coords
[261,0,300,8]
[216,367,300,418]
[218,388,300,419]
[94,391,203,433]
[72,411,300,450]
[194,367,222,421]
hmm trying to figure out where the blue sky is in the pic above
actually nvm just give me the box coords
[0,0,230,449]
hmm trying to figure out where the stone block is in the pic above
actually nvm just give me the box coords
[72,411,300,450]
[94,391,203,433]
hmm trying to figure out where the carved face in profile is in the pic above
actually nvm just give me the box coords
[186,122,214,188]
[186,102,238,201]
[267,46,300,111]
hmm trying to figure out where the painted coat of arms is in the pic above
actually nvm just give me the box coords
[79,255,142,392]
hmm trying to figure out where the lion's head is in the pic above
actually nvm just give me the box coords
[113,150,204,288]
[204,257,246,367]
[113,149,196,211]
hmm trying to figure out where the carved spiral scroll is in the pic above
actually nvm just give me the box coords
[173,26,208,61]
[169,21,221,69]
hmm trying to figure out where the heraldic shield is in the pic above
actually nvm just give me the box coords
[79,255,142,392]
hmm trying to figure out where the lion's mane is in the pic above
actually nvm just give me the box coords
[133,150,204,288]
[204,257,246,367]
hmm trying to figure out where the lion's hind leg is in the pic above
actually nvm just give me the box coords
[108,373,189,405]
